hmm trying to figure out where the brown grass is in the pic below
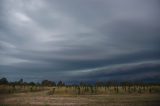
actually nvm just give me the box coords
[0,86,160,106]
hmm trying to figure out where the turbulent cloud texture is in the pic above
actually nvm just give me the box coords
[0,0,160,82]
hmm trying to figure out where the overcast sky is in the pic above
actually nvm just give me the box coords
[0,0,160,82]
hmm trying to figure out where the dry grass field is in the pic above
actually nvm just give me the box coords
[0,85,160,106]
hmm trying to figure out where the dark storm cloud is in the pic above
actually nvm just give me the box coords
[67,60,160,81]
[0,0,160,82]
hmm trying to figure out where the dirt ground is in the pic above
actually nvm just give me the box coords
[0,90,160,106]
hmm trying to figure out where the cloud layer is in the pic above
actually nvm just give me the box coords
[0,0,160,82]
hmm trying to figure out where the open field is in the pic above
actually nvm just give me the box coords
[0,85,160,106]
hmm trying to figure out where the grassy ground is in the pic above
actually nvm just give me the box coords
[0,86,160,106]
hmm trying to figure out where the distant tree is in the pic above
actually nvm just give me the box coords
[57,80,65,86]
[0,77,8,84]
[29,82,36,86]
[36,82,41,86]
[80,81,87,87]
[96,81,104,87]
[41,80,56,86]
[18,78,23,85]
[23,82,28,86]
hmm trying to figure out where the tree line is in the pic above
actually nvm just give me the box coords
[0,77,64,87]
[0,77,159,87]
